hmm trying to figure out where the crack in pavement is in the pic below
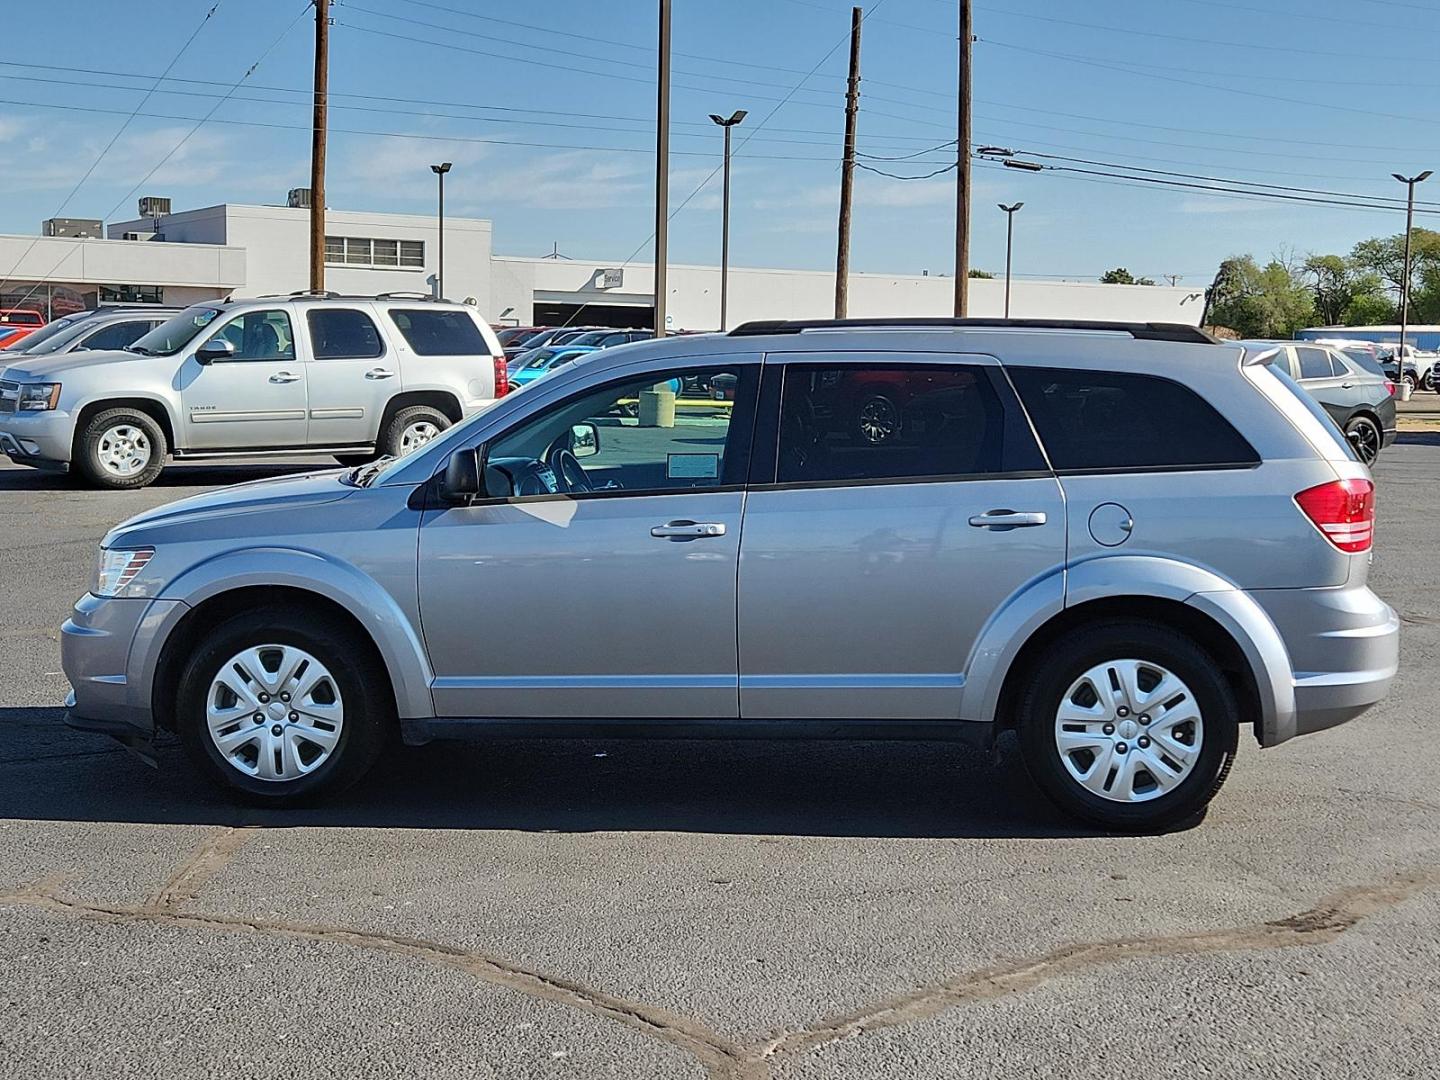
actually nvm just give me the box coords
[2,831,1435,1080]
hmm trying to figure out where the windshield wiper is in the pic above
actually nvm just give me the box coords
[126,345,154,355]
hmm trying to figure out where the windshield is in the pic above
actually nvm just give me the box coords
[1,311,86,352]
[128,306,223,356]
[22,317,103,355]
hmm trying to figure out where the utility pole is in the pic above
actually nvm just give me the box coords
[654,0,671,338]
[309,0,330,294]
[431,162,451,298]
[710,110,747,331]
[1393,170,1432,360]
[1164,273,1181,287]
[954,0,972,316]
[834,5,861,319]
[999,202,1022,318]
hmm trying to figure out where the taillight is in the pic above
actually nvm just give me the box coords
[493,356,509,397]
[1295,478,1375,552]
[1385,379,1396,396]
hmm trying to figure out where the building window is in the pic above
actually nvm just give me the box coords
[324,235,425,270]
[99,284,163,304]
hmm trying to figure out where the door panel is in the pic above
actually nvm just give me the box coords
[304,308,392,446]
[180,308,306,450]
[420,492,743,718]
[738,478,1065,719]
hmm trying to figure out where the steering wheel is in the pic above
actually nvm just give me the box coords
[548,447,594,494]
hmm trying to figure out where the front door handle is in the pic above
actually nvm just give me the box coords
[968,509,1047,529]
[269,371,302,384]
[650,520,726,540]
[365,368,396,380]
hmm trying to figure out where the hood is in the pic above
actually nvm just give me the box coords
[105,467,357,546]
[1,348,147,381]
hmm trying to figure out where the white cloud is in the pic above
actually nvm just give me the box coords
[1179,196,1273,215]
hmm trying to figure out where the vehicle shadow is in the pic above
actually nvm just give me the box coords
[0,460,337,491]
[1396,431,1440,447]
[0,707,1168,839]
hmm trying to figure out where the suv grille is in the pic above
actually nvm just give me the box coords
[0,380,18,415]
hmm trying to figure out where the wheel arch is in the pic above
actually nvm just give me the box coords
[145,555,435,733]
[72,396,179,459]
[377,390,463,438]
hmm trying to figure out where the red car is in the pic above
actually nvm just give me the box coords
[0,308,46,349]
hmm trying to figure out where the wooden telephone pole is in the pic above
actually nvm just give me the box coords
[954,0,972,315]
[309,0,330,294]
[834,6,862,319]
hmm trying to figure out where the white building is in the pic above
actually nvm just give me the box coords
[0,198,1205,328]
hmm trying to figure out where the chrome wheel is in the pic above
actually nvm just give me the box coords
[857,396,900,444]
[96,424,152,478]
[205,644,344,782]
[398,420,441,455]
[1054,658,1203,804]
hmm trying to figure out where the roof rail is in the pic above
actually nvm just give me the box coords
[727,318,1218,344]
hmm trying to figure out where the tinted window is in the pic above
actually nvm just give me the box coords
[1297,347,1336,380]
[388,308,488,356]
[489,368,756,496]
[1009,367,1259,471]
[1341,348,1386,377]
[307,308,384,360]
[78,320,153,352]
[210,309,295,361]
[776,364,1046,485]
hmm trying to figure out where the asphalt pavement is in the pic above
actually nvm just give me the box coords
[1,442,1438,1079]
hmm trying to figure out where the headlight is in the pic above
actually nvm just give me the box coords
[19,383,61,411]
[93,547,155,597]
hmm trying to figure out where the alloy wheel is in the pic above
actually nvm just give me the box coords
[205,644,345,782]
[1347,418,1380,464]
[1054,658,1203,803]
[857,396,900,444]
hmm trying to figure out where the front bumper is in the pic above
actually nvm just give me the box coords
[0,407,75,468]
[60,592,187,741]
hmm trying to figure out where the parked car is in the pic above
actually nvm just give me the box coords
[495,326,545,349]
[504,325,599,359]
[58,318,1397,830]
[2,306,180,357]
[0,295,507,489]
[0,307,46,329]
[561,328,655,348]
[1376,343,1433,393]
[1238,340,1395,464]
[0,328,28,350]
[508,344,598,390]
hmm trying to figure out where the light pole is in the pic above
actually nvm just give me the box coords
[1392,170,1431,360]
[998,202,1023,318]
[709,109,747,330]
[431,162,451,298]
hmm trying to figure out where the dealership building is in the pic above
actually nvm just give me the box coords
[0,197,1205,328]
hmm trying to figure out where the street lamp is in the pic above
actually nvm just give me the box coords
[430,162,452,298]
[1392,170,1432,360]
[709,109,747,330]
[998,202,1023,318]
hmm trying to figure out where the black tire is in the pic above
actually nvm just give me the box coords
[1401,373,1417,394]
[1015,620,1239,832]
[1426,368,1438,393]
[379,405,451,458]
[175,606,391,805]
[75,407,167,489]
[1344,415,1381,465]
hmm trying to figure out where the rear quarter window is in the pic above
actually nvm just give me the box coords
[1008,367,1260,472]
[388,308,488,356]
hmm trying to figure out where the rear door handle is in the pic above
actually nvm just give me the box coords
[269,371,302,384]
[365,368,396,380]
[650,520,726,540]
[968,510,1047,529]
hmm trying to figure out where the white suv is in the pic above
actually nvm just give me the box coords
[0,293,508,488]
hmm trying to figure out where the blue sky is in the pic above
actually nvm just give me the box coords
[2,0,1438,286]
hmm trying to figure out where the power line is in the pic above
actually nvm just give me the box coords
[856,160,957,180]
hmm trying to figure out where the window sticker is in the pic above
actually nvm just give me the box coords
[667,453,720,480]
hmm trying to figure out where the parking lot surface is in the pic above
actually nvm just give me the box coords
[2,444,1438,1079]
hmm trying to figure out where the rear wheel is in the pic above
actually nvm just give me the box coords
[1015,620,1239,831]
[75,407,167,489]
[175,607,391,804]
[1344,415,1381,465]
[380,405,451,458]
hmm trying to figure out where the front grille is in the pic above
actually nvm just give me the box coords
[0,380,18,415]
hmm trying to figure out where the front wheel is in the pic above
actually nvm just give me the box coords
[1015,620,1239,831]
[1425,368,1438,393]
[175,607,391,804]
[75,407,167,489]
[1344,415,1381,465]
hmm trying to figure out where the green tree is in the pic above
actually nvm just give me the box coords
[1100,267,1135,284]
[967,268,994,279]
[1204,255,1315,338]
[1350,228,1440,298]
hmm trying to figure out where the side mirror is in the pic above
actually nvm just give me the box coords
[569,422,600,458]
[195,338,236,365]
[439,447,482,504]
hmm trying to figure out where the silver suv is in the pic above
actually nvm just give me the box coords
[0,293,507,488]
[58,319,1398,829]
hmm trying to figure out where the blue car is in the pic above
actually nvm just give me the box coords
[508,344,599,389]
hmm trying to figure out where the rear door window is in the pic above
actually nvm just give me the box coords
[774,363,1046,485]
[1008,367,1259,472]
[388,308,487,356]
[1297,346,1337,380]
[308,308,384,360]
